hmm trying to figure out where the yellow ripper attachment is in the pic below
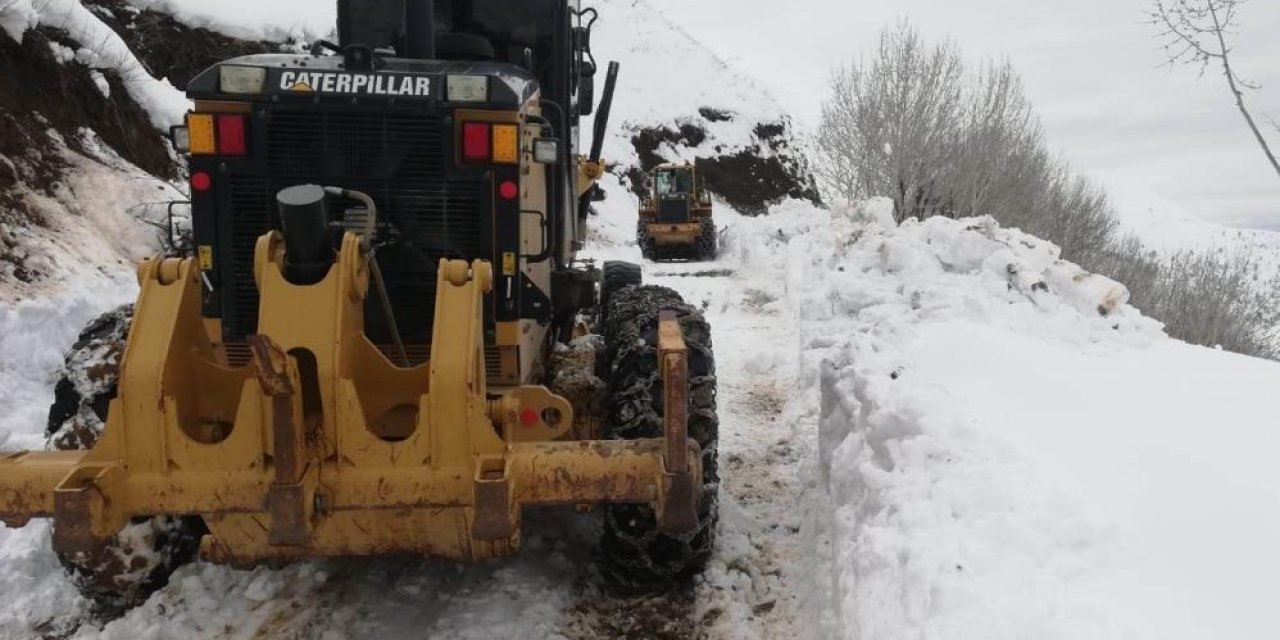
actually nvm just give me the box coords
[0,230,700,566]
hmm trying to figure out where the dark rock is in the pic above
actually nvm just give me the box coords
[624,113,821,216]
[698,107,734,123]
[677,123,707,148]
[753,122,786,142]
[630,123,709,173]
[695,147,822,216]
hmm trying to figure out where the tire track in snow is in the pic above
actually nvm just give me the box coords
[638,257,825,639]
[0,214,831,639]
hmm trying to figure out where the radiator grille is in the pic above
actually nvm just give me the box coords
[223,109,488,347]
[657,197,691,224]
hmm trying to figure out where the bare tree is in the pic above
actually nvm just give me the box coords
[1150,0,1280,179]
[818,21,1279,361]
[816,22,1118,260]
[944,61,1045,222]
[816,23,965,220]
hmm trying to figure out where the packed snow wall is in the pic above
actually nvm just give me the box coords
[712,198,1280,640]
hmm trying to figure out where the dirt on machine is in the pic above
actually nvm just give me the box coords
[0,0,719,616]
[637,163,718,262]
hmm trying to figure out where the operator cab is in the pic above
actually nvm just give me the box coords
[655,167,695,197]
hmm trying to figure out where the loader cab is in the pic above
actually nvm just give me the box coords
[175,0,601,385]
[655,167,695,197]
[647,164,708,224]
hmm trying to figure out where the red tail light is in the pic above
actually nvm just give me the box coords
[462,122,490,163]
[216,114,247,156]
[191,171,212,192]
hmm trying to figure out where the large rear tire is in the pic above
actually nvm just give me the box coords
[46,305,204,618]
[696,220,718,261]
[600,261,642,329]
[600,285,718,590]
[637,220,657,261]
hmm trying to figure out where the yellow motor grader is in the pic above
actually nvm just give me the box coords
[0,0,718,613]
[637,163,718,261]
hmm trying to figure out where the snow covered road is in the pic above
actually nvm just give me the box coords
[3,187,1280,639]
[0,180,826,638]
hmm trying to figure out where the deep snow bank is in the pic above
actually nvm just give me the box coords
[724,200,1280,639]
[123,0,334,42]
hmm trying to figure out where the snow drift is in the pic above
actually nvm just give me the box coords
[712,199,1280,640]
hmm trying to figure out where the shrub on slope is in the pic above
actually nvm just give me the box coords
[816,21,1279,361]
[1097,236,1280,359]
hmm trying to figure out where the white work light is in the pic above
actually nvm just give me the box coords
[219,66,267,94]
[533,138,560,164]
[448,75,488,102]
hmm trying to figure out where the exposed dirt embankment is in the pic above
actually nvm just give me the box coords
[0,24,174,287]
[0,26,172,206]
[619,109,822,216]
[84,0,282,89]
[0,2,283,292]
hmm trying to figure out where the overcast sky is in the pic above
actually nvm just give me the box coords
[646,0,1280,230]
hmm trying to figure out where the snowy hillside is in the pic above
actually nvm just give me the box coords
[0,4,180,298]
[585,0,820,214]
[1109,182,1280,282]
[0,0,1278,639]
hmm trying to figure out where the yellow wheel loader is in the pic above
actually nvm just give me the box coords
[637,163,718,261]
[3,0,719,613]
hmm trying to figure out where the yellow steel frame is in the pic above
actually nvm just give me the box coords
[0,231,699,566]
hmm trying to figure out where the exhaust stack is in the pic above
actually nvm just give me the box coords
[404,0,435,59]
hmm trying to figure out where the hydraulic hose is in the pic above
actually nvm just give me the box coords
[323,186,410,367]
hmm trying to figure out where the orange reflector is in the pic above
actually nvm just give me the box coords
[492,124,519,164]
[188,114,216,155]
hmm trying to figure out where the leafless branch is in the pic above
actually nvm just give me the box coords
[1149,0,1280,180]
